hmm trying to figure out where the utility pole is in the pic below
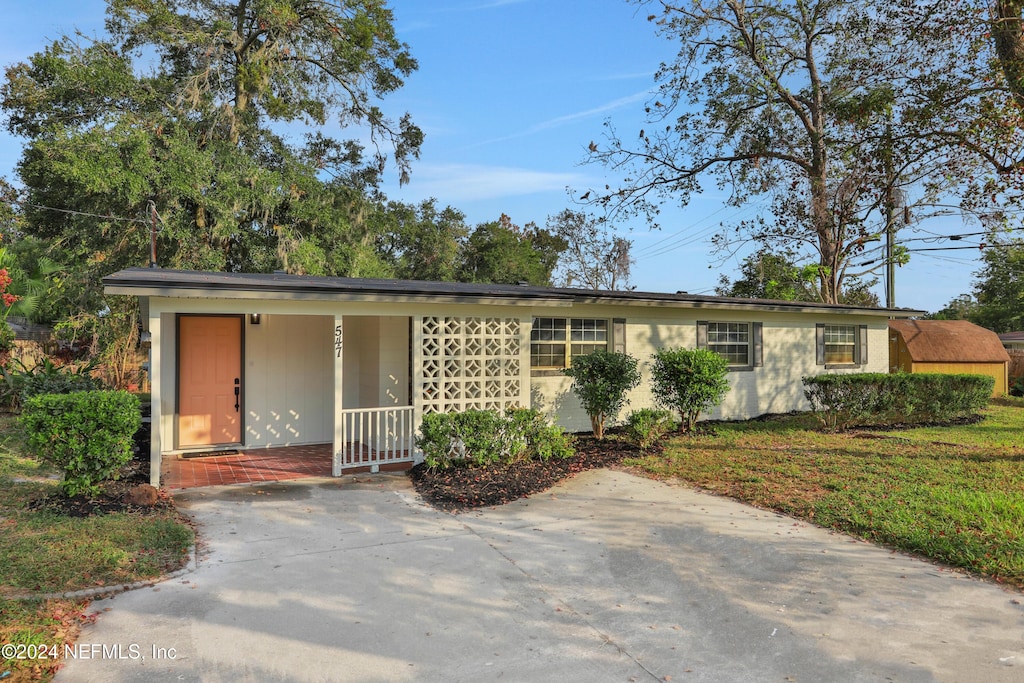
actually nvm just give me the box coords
[883,125,896,309]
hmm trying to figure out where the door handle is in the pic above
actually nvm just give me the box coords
[234,377,240,412]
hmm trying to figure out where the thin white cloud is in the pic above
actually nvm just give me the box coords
[529,91,651,133]
[594,71,657,83]
[393,163,586,202]
[471,90,652,149]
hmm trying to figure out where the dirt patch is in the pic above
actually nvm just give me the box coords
[409,434,649,512]
[27,457,174,517]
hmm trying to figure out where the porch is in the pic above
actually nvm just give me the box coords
[163,444,334,490]
[143,302,530,487]
[163,416,417,490]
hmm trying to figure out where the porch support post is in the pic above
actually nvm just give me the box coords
[148,312,162,488]
[332,315,344,476]
[411,315,423,464]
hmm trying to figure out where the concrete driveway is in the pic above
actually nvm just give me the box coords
[57,470,1023,682]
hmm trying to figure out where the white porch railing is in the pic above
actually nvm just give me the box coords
[335,406,416,474]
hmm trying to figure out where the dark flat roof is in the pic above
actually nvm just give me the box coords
[103,267,924,316]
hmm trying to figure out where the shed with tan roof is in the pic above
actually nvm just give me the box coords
[888,320,1009,396]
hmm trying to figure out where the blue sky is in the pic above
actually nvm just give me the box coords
[0,0,990,313]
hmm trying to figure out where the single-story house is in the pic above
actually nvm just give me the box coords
[998,331,1024,351]
[888,319,1009,396]
[103,268,922,487]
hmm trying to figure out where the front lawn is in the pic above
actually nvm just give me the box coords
[0,415,193,681]
[627,397,1024,588]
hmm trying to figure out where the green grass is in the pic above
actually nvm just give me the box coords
[0,414,193,680]
[627,397,1024,588]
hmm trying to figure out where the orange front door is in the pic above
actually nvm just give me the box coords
[178,316,242,447]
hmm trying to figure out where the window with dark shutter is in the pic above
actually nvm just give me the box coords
[698,321,762,370]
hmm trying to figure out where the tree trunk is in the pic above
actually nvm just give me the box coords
[994,1,1024,110]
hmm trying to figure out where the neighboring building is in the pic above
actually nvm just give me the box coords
[104,268,922,487]
[998,331,1024,351]
[889,320,1010,396]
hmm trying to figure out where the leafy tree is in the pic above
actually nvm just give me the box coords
[585,1,990,304]
[717,250,880,307]
[458,214,567,286]
[650,347,730,433]
[1,0,422,316]
[967,241,1024,333]
[872,2,1024,213]
[930,241,1024,332]
[372,199,469,281]
[562,350,641,439]
[547,209,633,290]
[928,294,980,322]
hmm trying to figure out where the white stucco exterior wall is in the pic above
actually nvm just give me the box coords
[245,314,333,447]
[139,287,898,466]
[529,305,890,433]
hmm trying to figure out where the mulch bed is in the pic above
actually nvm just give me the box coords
[25,420,173,518]
[409,434,652,512]
[27,457,175,517]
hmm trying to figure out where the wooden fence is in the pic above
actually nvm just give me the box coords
[1009,350,1024,382]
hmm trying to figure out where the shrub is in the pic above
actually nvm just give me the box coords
[0,320,14,354]
[802,373,993,430]
[625,408,678,451]
[417,408,574,471]
[20,390,141,497]
[650,347,731,432]
[0,356,102,413]
[562,350,641,439]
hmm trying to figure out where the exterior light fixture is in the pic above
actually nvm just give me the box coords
[250,313,261,325]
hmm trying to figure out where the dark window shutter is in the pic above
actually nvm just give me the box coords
[612,318,626,354]
[697,321,708,349]
[752,322,763,367]
[815,324,825,365]
[858,325,868,365]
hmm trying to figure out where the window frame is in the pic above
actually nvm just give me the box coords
[530,317,613,373]
[816,323,868,368]
[697,320,763,371]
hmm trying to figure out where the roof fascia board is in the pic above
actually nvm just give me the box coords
[103,284,573,308]
[557,295,922,317]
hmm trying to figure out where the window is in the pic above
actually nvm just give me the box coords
[707,322,750,366]
[824,325,856,364]
[531,318,608,368]
[697,321,763,369]
[530,317,567,368]
[816,324,867,366]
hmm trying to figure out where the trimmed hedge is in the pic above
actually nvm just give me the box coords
[20,390,141,497]
[417,407,574,471]
[802,373,993,430]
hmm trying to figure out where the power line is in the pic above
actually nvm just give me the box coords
[14,200,142,224]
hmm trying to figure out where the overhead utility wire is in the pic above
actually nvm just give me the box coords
[13,200,142,224]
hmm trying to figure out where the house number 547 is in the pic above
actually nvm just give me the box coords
[334,325,343,358]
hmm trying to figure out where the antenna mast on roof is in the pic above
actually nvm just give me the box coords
[148,200,159,268]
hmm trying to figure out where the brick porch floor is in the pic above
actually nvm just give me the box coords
[162,443,333,490]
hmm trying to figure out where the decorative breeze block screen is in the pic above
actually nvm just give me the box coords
[420,316,524,414]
